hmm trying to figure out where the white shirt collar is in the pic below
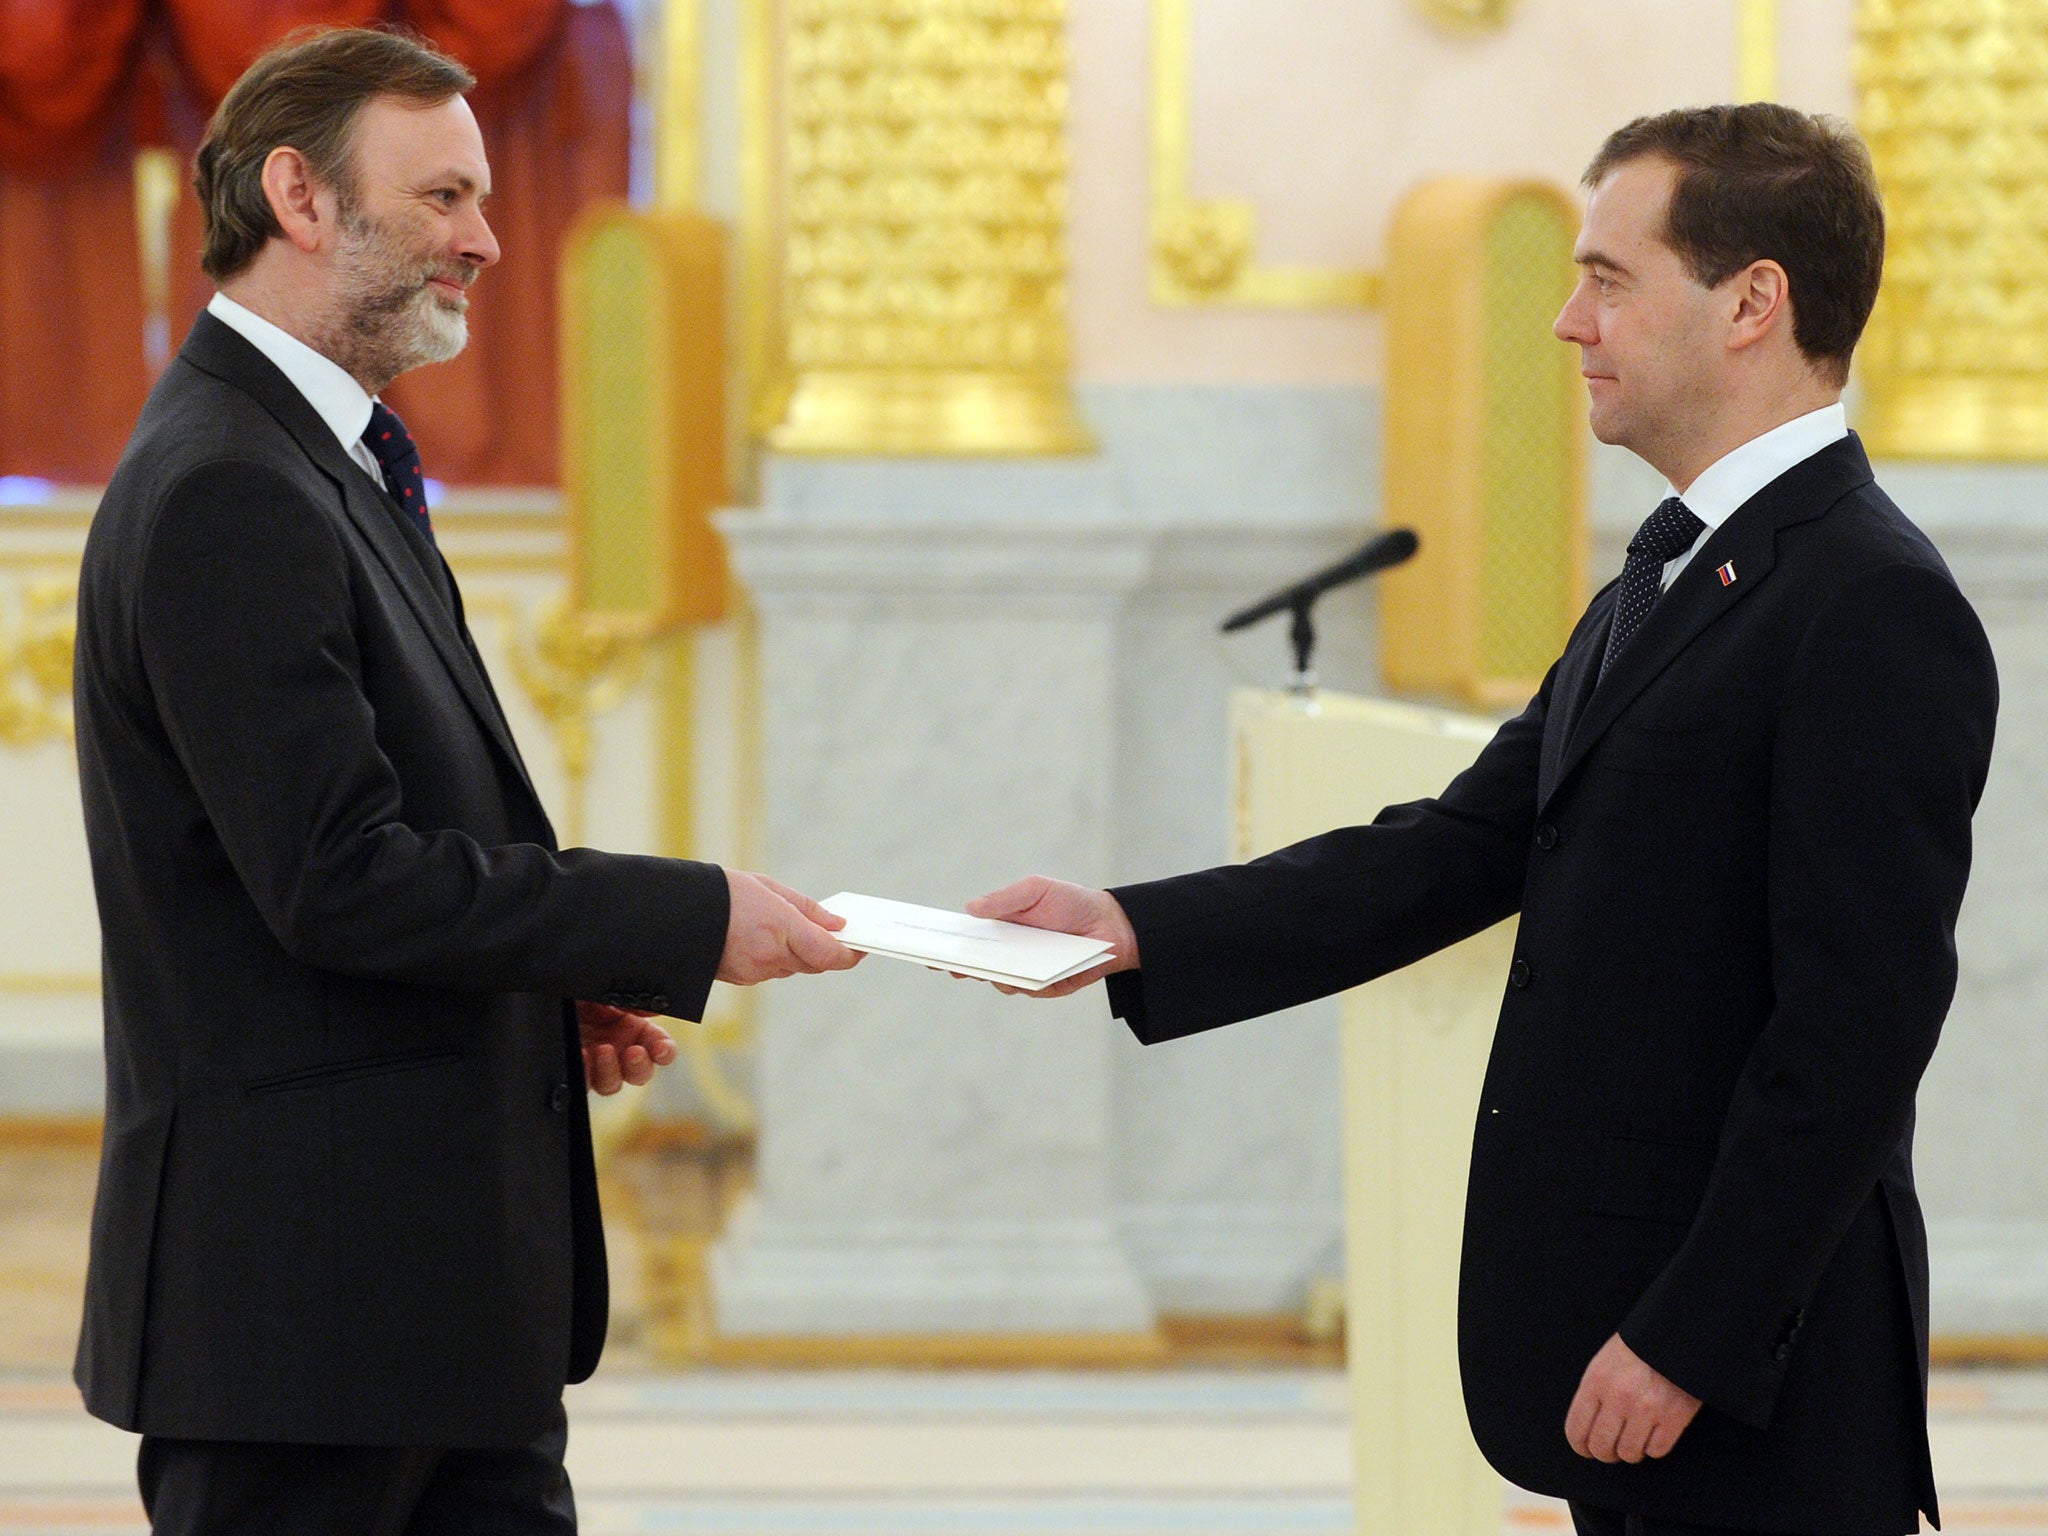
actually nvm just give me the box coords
[1667,402,1848,532]
[1654,402,1848,589]
[206,291,378,470]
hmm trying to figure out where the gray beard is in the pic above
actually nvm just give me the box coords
[314,208,471,393]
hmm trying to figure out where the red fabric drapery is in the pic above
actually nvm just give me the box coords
[0,0,148,173]
[0,0,618,486]
[407,0,567,93]
[160,0,568,109]
[161,0,385,109]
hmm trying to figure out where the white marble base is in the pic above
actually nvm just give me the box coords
[1932,1220,2048,1335]
[711,1200,1157,1334]
[0,993,101,1115]
[1117,1201,1342,1315]
[712,423,1390,1335]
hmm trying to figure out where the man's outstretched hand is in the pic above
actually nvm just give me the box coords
[577,1000,676,1095]
[719,869,863,985]
[966,875,1139,997]
[1564,1332,1702,1464]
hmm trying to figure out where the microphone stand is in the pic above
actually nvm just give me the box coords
[1287,600,1317,703]
[1221,527,1421,707]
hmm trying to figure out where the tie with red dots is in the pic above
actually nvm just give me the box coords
[363,401,433,545]
[1599,495,1706,682]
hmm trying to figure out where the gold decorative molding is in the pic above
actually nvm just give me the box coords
[0,578,76,750]
[701,1327,1172,1368]
[656,0,705,210]
[471,595,648,847]
[1149,0,1380,309]
[1855,0,2048,458]
[1737,0,1779,101]
[740,0,786,450]
[134,148,182,374]
[1408,0,1518,34]
[0,973,98,994]
[764,0,1094,454]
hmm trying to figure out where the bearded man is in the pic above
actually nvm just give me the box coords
[72,28,857,1536]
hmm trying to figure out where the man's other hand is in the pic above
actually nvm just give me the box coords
[966,876,1139,998]
[1564,1332,1702,1464]
[718,870,863,985]
[577,1000,677,1095]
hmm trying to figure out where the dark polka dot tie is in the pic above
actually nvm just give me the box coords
[362,400,433,545]
[1600,495,1706,681]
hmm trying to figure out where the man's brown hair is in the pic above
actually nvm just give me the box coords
[194,28,474,283]
[1584,103,1884,386]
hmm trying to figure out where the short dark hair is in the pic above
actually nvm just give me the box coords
[1584,104,1884,386]
[195,28,475,282]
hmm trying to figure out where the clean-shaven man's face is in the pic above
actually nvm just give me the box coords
[319,92,499,390]
[1553,155,1728,461]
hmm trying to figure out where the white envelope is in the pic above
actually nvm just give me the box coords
[822,892,1115,991]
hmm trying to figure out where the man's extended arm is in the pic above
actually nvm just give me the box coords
[136,459,852,1018]
[974,658,1556,1040]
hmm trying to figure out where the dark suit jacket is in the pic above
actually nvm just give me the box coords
[72,312,729,1449]
[1106,435,1996,1529]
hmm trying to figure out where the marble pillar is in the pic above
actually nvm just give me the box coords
[711,460,1159,1335]
[709,426,1378,1335]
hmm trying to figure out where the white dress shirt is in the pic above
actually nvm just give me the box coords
[205,292,387,489]
[1660,402,1848,589]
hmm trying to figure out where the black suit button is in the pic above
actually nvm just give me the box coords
[1534,823,1559,850]
[549,1084,572,1114]
[1509,959,1531,989]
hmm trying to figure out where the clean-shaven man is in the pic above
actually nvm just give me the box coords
[974,105,1997,1534]
[74,28,856,1536]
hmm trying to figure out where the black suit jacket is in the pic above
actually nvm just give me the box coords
[72,312,730,1448]
[1106,436,1997,1529]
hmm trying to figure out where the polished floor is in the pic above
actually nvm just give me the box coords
[4,1145,2047,1536]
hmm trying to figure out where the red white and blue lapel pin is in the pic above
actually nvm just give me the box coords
[1716,560,1738,587]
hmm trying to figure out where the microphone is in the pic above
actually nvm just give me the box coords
[1219,528,1420,699]
[1220,528,1420,634]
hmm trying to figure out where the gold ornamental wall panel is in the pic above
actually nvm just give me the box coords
[1857,0,2048,458]
[562,203,732,630]
[766,0,1093,455]
[1378,179,1587,709]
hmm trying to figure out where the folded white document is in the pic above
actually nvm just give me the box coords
[821,892,1115,991]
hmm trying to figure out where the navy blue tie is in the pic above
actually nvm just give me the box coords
[1600,495,1706,681]
[363,401,433,545]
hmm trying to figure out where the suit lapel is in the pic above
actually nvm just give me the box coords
[1538,578,1617,808]
[178,314,540,806]
[1538,433,1877,815]
[335,475,540,801]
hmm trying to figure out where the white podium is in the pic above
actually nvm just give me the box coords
[1231,688,1510,1536]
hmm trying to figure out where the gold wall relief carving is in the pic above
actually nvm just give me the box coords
[1148,0,1380,309]
[0,579,76,750]
[1738,0,1779,102]
[657,0,707,210]
[1150,1,1773,311]
[1408,0,1518,35]
[467,594,648,849]
[763,0,1093,454]
[1856,0,2048,458]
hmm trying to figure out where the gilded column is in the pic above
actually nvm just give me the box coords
[1856,0,2048,458]
[767,0,1093,454]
